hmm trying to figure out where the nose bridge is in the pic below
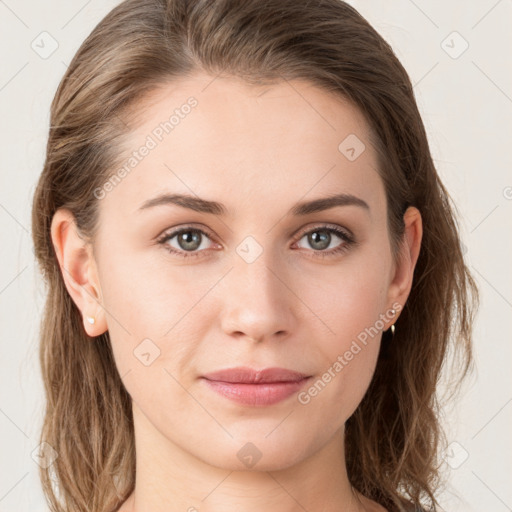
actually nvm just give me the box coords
[218,233,294,341]
[233,233,286,306]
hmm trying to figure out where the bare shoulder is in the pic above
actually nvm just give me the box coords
[359,494,427,512]
[358,494,388,511]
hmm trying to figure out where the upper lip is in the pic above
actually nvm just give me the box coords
[202,366,310,384]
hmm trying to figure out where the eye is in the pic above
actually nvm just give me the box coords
[294,225,355,258]
[157,224,355,260]
[157,226,218,258]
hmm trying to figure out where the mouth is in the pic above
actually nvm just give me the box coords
[200,366,312,406]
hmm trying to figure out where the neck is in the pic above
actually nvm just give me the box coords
[120,401,370,512]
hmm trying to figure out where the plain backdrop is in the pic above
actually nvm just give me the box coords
[0,1,511,511]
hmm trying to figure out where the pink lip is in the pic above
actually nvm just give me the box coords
[201,367,311,406]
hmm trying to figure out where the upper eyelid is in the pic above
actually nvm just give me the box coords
[295,223,351,238]
[157,224,215,241]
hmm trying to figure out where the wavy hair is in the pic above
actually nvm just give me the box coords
[31,0,479,510]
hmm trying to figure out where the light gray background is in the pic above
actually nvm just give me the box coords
[0,1,511,511]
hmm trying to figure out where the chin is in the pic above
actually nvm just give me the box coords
[195,432,317,473]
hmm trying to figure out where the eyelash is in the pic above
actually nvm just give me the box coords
[156,224,355,260]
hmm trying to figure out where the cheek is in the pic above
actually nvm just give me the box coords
[297,269,387,417]
[99,245,205,335]
[298,339,380,431]
[301,252,389,346]
[97,250,214,387]
[293,254,388,414]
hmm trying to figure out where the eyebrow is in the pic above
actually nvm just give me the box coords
[138,192,370,216]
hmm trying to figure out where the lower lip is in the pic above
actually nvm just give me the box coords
[202,378,311,406]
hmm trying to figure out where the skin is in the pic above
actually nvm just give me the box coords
[51,72,422,512]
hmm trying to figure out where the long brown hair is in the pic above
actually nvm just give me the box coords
[31,1,479,510]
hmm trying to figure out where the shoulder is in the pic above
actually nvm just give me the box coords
[362,495,427,512]
[407,504,428,512]
[398,501,428,512]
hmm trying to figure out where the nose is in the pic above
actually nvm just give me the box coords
[218,242,297,344]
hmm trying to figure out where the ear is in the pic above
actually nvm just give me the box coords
[50,208,107,337]
[386,206,423,324]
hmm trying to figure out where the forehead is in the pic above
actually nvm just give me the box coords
[103,72,385,219]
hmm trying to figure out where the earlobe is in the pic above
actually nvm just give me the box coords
[50,208,107,337]
[386,206,423,322]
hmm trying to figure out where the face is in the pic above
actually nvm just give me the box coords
[79,73,413,471]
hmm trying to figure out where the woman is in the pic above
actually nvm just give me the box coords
[31,0,479,511]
